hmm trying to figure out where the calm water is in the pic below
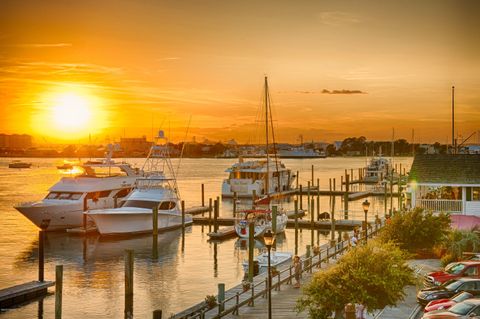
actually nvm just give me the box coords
[0,157,412,318]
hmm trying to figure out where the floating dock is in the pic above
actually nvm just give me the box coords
[0,281,54,308]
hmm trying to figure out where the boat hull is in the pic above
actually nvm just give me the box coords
[15,202,84,231]
[235,213,288,238]
[89,211,193,235]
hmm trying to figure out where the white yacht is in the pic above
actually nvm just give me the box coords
[222,158,295,198]
[86,131,192,235]
[242,251,292,272]
[278,147,322,158]
[364,156,391,183]
[235,209,288,238]
[222,76,295,198]
[15,146,142,231]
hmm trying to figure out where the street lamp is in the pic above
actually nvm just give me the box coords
[362,199,370,243]
[264,229,275,319]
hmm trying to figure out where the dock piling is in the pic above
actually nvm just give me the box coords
[213,199,219,233]
[311,165,314,185]
[201,184,205,207]
[153,310,162,319]
[38,230,45,282]
[125,250,134,319]
[218,283,225,313]
[248,223,255,282]
[344,174,349,219]
[152,206,158,259]
[181,200,186,235]
[272,205,277,234]
[55,265,63,319]
[294,200,299,255]
[299,185,303,210]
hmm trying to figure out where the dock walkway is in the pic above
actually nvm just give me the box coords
[0,281,54,308]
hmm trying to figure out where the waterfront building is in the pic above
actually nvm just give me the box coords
[408,154,480,215]
[0,133,33,149]
[120,136,152,156]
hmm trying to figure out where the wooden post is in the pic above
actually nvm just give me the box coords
[55,265,63,319]
[333,178,336,191]
[153,310,162,319]
[213,199,219,233]
[306,245,311,271]
[331,207,336,241]
[307,181,311,215]
[208,198,213,232]
[181,200,186,235]
[390,170,394,213]
[299,184,303,210]
[316,178,320,220]
[294,200,299,255]
[340,175,344,191]
[201,184,205,207]
[311,164,314,185]
[350,169,353,181]
[272,205,277,234]
[384,183,388,218]
[398,170,403,211]
[125,250,134,319]
[311,198,315,247]
[233,192,237,217]
[218,283,225,313]
[344,174,349,219]
[248,222,255,282]
[296,170,299,189]
[152,206,158,259]
[329,178,332,194]
[39,230,45,282]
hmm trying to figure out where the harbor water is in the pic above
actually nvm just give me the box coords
[0,157,412,318]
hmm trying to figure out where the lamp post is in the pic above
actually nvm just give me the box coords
[362,199,370,243]
[264,229,275,319]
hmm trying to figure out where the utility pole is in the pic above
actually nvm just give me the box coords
[452,86,455,154]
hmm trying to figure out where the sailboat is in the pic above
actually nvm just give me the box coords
[234,76,290,238]
[86,131,192,235]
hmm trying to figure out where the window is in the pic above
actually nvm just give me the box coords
[464,266,479,276]
[460,281,476,291]
[473,187,480,201]
[122,200,161,209]
[46,192,60,199]
[159,201,176,210]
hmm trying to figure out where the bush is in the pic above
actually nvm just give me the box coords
[378,208,450,254]
[297,240,414,319]
[437,229,480,266]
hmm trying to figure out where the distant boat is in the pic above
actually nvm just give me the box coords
[363,156,391,183]
[8,161,32,169]
[278,147,323,158]
[86,131,192,235]
[221,76,295,198]
[57,162,76,170]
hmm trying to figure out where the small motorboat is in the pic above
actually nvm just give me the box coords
[242,250,293,272]
[57,163,74,170]
[234,209,288,238]
[8,161,32,169]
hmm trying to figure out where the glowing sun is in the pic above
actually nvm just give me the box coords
[52,93,92,129]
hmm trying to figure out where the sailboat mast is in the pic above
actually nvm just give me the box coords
[265,76,270,196]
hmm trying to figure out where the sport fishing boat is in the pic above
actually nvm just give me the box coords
[86,131,192,235]
[234,209,288,238]
[363,156,391,183]
[222,76,295,198]
[15,146,142,231]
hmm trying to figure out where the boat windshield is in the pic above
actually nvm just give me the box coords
[122,200,176,210]
[45,192,83,200]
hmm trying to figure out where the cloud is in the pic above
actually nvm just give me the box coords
[322,89,366,95]
[2,43,72,48]
[318,11,361,26]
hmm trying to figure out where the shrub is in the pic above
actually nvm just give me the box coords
[204,295,217,309]
[437,229,480,266]
[378,208,450,253]
[297,240,414,319]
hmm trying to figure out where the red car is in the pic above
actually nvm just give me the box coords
[424,291,474,313]
[424,261,480,287]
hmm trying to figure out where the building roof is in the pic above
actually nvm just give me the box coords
[409,154,480,184]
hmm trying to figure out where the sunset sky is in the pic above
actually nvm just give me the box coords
[1,0,479,144]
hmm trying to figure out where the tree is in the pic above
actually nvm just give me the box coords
[297,240,414,319]
[378,208,450,253]
[439,229,480,266]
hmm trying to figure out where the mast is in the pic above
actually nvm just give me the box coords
[452,86,455,154]
[265,76,270,196]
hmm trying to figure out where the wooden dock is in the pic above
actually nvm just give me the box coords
[0,281,54,308]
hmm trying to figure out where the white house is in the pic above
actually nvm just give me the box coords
[408,154,480,215]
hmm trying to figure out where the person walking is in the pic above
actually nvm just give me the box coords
[293,255,302,288]
[350,232,358,247]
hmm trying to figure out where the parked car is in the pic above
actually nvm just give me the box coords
[422,298,480,318]
[417,278,480,306]
[424,291,474,313]
[424,261,480,287]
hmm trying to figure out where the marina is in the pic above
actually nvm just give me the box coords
[0,157,411,318]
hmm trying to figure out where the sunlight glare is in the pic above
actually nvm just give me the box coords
[52,93,91,129]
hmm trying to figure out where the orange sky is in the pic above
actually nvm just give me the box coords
[1,0,479,144]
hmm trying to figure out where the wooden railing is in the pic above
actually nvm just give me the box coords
[416,199,462,213]
[173,223,383,319]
